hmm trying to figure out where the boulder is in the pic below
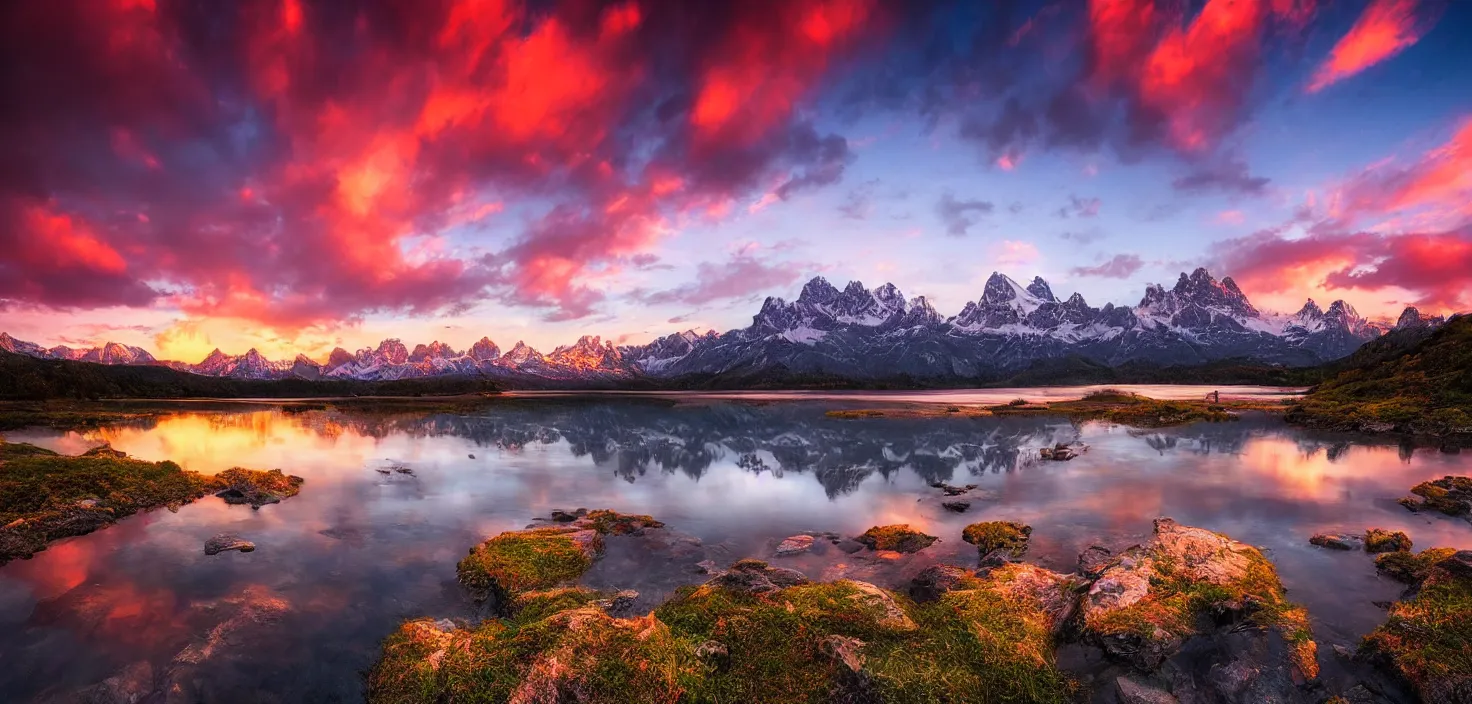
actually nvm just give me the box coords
[203,534,255,555]
[1116,675,1179,704]
[1078,517,1319,691]
[907,564,974,603]
[941,500,970,513]
[1079,545,1113,577]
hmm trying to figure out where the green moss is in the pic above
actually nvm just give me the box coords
[456,527,600,600]
[1376,548,1459,584]
[985,391,1252,427]
[1401,477,1472,516]
[855,524,938,553]
[655,574,1074,703]
[961,521,1032,558]
[510,587,607,624]
[1361,566,1472,702]
[210,467,304,507]
[580,509,663,535]
[1365,528,1413,554]
[368,607,697,704]
[0,438,219,562]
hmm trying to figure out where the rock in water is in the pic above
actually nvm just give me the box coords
[941,501,970,513]
[774,535,815,556]
[1309,532,1363,550]
[204,534,256,555]
[1364,528,1412,553]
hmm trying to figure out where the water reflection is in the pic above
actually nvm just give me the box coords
[1,400,1469,703]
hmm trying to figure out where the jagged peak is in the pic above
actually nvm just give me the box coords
[1294,299,1323,318]
[1026,276,1057,302]
[798,276,840,304]
[842,280,868,296]
[1065,292,1088,307]
[1324,300,1357,318]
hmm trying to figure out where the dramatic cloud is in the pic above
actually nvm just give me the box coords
[1308,0,1438,92]
[635,254,807,306]
[1212,228,1472,312]
[1071,254,1144,279]
[936,193,994,236]
[1055,194,1101,218]
[0,0,882,326]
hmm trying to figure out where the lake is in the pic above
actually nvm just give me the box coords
[1,387,1468,702]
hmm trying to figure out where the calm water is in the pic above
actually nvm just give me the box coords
[1,390,1469,702]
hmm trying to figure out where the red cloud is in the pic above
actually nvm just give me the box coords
[1088,0,1314,153]
[0,0,882,327]
[1335,116,1472,225]
[1308,0,1435,92]
[1213,228,1472,313]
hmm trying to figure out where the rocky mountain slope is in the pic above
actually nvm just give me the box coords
[1,269,1438,385]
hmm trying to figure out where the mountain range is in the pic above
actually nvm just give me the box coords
[1,269,1447,385]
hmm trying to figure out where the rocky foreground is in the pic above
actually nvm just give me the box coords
[367,511,1470,704]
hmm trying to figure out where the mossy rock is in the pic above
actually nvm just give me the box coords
[1376,548,1459,584]
[1401,477,1472,516]
[456,526,603,601]
[580,509,663,535]
[961,521,1032,559]
[1079,518,1318,678]
[211,467,305,507]
[1361,563,1472,704]
[855,524,938,553]
[1365,528,1413,554]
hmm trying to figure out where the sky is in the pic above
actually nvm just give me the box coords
[1,0,1470,363]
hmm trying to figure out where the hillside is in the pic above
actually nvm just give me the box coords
[0,351,501,400]
[1287,315,1472,436]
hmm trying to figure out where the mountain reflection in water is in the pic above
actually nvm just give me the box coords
[1,399,1470,703]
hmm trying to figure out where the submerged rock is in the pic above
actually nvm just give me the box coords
[211,468,304,508]
[941,500,970,513]
[1078,517,1319,700]
[1364,528,1412,554]
[773,534,815,556]
[854,524,938,553]
[1311,532,1364,550]
[203,534,255,555]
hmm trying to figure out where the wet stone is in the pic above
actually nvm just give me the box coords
[774,534,815,556]
[941,501,970,513]
[1310,532,1363,550]
[1116,675,1179,704]
[1079,545,1113,577]
[204,534,256,555]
